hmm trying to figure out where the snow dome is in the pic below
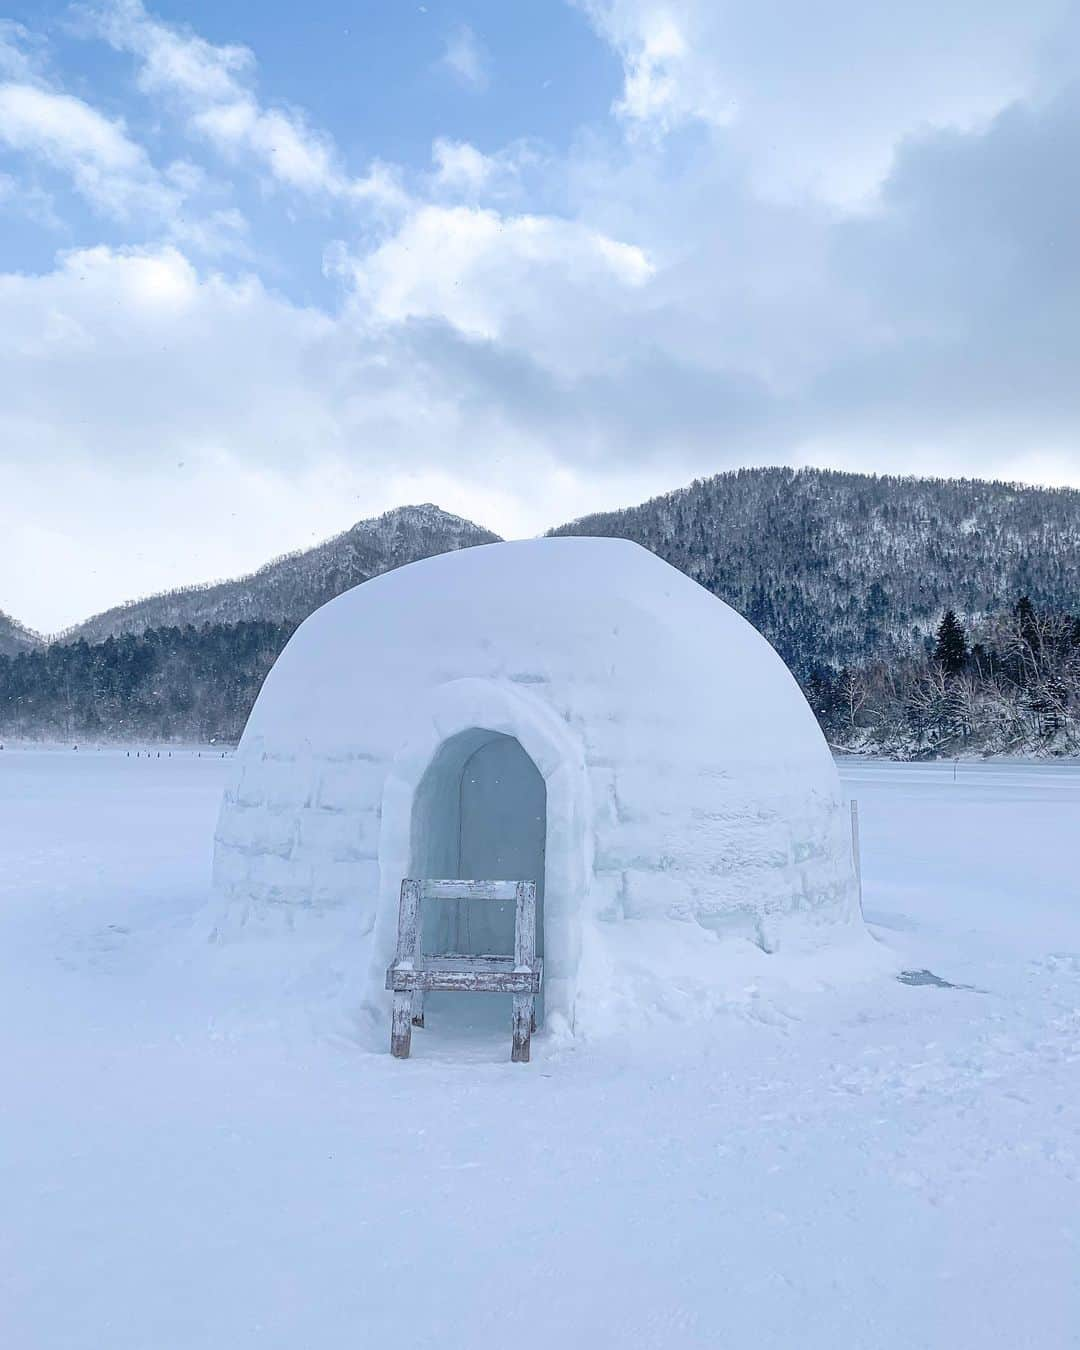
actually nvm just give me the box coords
[212,538,863,1035]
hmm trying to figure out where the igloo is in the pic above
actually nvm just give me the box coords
[212,537,863,1037]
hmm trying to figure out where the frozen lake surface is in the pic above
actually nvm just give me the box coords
[2,749,1078,1348]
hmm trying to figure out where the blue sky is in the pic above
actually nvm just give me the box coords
[3,1,1080,629]
[3,2,620,287]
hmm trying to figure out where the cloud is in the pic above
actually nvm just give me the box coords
[605,6,735,134]
[0,244,335,449]
[0,31,246,249]
[0,80,182,219]
[7,51,1080,634]
[6,1,1080,630]
[0,168,59,229]
[811,86,1080,445]
[0,20,46,80]
[0,241,646,629]
[0,236,647,486]
[577,0,1074,206]
[428,137,544,206]
[190,98,340,193]
[431,138,501,193]
[441,25,489,91]
[338,203,654,376]
[84,0,407,209]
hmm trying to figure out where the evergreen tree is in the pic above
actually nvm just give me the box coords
[1014,596,1040,653]
[0,619,294,742]
[934,609,969,675]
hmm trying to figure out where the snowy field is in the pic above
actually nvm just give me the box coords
[3,749,1079,1349]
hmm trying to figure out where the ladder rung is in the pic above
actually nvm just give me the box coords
[419,879,524,902]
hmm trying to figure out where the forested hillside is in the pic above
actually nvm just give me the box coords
[0,623,290,743]
[3,468,1078,754]
[62,505,500,643]
[0,612,43,659]
[550,468,1080,676]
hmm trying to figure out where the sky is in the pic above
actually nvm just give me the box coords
[3,1,1080,632]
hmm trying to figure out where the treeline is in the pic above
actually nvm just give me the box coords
[809,598,1080,757]
[2,598,1076,757]
[0,621,292,743]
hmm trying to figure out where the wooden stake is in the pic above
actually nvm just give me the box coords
[511,993,532,1063]
[513,880,537,1062]
[390,880,422,1057]
[390,991,413,1059]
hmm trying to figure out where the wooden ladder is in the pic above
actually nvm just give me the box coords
[385,879,542,1062]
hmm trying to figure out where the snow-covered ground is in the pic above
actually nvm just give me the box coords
[3,749,1078,1348]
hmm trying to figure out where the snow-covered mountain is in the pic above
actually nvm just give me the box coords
[19,468,1080,666]
[4,468,1079,747]
[61,505,501,643]
[0,611,43,659]
[550,467,1080,674]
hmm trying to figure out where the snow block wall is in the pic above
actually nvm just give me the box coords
[212,538,863,1035]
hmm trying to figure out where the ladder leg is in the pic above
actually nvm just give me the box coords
[412,989,426,1028]
[391,991,414,1059]
[511,993,533,1063]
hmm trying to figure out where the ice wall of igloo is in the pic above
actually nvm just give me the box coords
[211,537,864,1034]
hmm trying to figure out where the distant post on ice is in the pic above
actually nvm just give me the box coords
[850,798,863,920]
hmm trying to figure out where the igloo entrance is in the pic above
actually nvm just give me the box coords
[408,728,547,1027]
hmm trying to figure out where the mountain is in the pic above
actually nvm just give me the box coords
[4,468,1079,753]
[59,469,1080,661]
[62,505,501,644]
[0,611,43,659]
[549,467,1080,675]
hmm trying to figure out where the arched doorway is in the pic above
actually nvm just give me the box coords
[372,678,589,1036]
[409,729,546,1025]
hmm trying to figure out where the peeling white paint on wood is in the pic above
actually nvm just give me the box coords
[387,879,541,1061]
